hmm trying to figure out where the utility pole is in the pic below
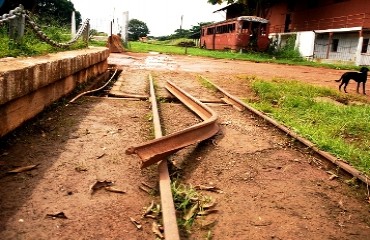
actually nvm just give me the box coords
[71,11,76,37]
[180,15,183,30]
[122,11,129,46]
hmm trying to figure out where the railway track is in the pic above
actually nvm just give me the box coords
[1,62,369,239]
[120,70,369,239]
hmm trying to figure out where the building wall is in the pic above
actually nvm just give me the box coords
[269,0,370,33]
[314,32,359,62]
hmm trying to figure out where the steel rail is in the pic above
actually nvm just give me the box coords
[126,80,220,168]
[148,74,180,240]
[201,76,370,185]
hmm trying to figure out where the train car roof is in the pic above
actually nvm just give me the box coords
[202,16,269,28]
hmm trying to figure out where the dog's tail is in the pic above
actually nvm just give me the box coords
[335,76,343,82]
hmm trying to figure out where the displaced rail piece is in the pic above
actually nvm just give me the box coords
[126,80,220,168]
[148,74,180,240]
[201,76,370,185]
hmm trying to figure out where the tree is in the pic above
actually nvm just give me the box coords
[188,22,213,39]
[0,0,82,26]
[128,19,150,41]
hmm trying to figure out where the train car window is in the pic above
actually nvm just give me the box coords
[242,21,249,29]
[207,27,215,35]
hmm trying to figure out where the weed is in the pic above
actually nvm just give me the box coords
[171,180,215,232]
[198,76,217,92]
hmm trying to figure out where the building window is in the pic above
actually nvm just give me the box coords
[307,0,319,8]
[331,39,339,52]
[362,38,369,53]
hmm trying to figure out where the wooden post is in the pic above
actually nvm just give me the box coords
[355,30,363,66]
[9,6,25,42]
[83,22,90,47]
[326,32,333,59]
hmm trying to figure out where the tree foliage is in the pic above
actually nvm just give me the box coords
[189,22,213,38]
[128,19,150,41]
[207,0,280,18]
[0,0,82,26]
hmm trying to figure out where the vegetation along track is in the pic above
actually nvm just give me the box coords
[1,59,370,239]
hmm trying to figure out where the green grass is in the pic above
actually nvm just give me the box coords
[0,25,87,58]
[128,41,359,71]
[246,78,370,174]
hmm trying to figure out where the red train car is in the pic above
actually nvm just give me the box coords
[200,16,270,51]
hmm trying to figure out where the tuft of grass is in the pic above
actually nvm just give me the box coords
[171,181,215,231]
[198,76,217,92]
[247,79,370,173]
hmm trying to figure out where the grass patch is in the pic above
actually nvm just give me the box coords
[0,24,86,58]
[128,41,359,71]
[246,78,370,174]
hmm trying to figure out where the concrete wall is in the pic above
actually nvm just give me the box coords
[0,47,110,137]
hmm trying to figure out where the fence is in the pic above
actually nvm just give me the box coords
[0,4,90,49]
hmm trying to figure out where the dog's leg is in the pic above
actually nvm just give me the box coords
[357,82,360,94]
[363,82,367,95]
[338,81,344,91]
[343,82,348,93]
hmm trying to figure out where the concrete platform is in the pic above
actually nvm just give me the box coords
[0,47,110,137]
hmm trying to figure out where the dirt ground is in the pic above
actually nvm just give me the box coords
[0,52,370,240]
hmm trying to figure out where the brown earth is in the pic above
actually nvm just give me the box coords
[0,52,369,240]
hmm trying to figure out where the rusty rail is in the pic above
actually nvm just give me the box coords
[126,80,220,168]
[148,74,180,240]
[200,76,370,185]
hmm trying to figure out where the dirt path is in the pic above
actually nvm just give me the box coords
[0,52,369,240]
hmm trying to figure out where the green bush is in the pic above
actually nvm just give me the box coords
[272,35,303,61]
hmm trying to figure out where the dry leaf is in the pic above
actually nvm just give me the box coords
[197,209,218,216]
[202,199,217,209]
[129,217,142,230]
[141,182,154,189]
[46,212,68,219]
[8,164,39,173]
[91,180,113,194]
[139,186,152,194]
[104,186,126,194]
[184,202,199,221]
[326,171,339,180]
[96,153,106,159]
[75,166,88,172]
[152,222,164,239]
[195,185,223,193]
[143,200,155,217]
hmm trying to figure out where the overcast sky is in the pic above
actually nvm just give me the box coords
[71,0,227,36]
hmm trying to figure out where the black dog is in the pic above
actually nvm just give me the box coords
[335,66,369,94]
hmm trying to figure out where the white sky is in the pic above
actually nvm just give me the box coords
[71,0,227,36]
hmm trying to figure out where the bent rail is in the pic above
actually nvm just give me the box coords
[126,80,220,168]
[201,76,370,185]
